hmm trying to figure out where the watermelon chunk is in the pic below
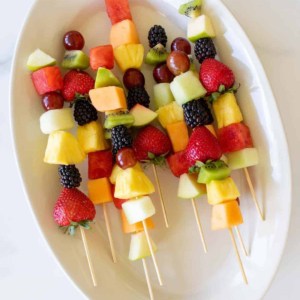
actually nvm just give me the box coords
[31,66,63,95]
[105,0,132,25]
[90,45,114,70]
[218,123,253,153]
[167,151,190,177]
[88,150,113,179]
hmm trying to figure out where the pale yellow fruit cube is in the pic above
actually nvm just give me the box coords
[156,101,184,128]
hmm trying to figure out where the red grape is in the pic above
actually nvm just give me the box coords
[41,92,64,111]
[171,37,191,55]
[63,31,85,50]
[123,68,145,89]
[116,148,137,170]
[153,63,175,83]
[167,51,190,76]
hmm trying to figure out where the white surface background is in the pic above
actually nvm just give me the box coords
[1,0,299,299]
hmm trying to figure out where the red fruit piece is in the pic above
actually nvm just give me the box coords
[116,147,137,170]
[218,123,253,153]
[88,150,113,179]
[105,0,132,25]
[167,151,190,177]
[89,45,114,70]
[31,66,63,95]
[133,125,172,161]
[62,70,95,102]
[185,126,222,167]
[199,58,235,94]
[63,30,85,50]
[41,92,64,111]
[53,188,96,234]
[111,185,127,209]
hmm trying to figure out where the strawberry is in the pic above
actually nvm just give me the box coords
[167,150,190,177]
[133,125,172,163]
[199,58,235,94]
[62,70,95,101]
[53,188,96,235]
[185,126,222,167]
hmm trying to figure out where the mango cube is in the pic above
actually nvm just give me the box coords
[121,210,154,234]
[156,101,184,128]
[88,178,113,204]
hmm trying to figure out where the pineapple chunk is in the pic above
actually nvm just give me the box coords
[156,101,184,128]
[212,93,243,128]
[77,121,108,153]
[207,177,240,205]
[109,162,142,184]
[114,167,155,199]
[114,44,144,72]
[44,131,86,165]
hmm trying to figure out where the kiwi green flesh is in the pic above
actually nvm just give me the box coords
[197,164,231,184]
[179,0,202,18]
[104,114,135,129]
[95,68,122,88]
[61,50,89,70]
[145,46,169,65]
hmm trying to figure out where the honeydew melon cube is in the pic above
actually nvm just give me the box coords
[177,173,206,199]
[170,71,207,105]
[130,104,157,127]
[226,148,259,170]
[26,49,56,71]
[122,196,155,224]
[153,83,175,109]
[39,108,74,134]
[187,15,216,43]
[128,231,157,261]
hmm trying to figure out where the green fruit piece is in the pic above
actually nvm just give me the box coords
[145,44,169,65]
[188,55,196,71]
[95,67,122,88]
[104,112,134,129]
[153,83,175,109]
[27,48,56,71]
[104,129,112,140]
[226,148,259,170]
[130,104,157,127]
[128,231,157,261]
[61,50,89,70]
[178,173,206,199]
[197,160,231,184]
[179,0,202,18]
[170,70,206,105]
[187,15,216,42]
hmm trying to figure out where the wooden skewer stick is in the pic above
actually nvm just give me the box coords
[80,227,97,287]
[191,198,208,253]
[228,227,248,284]
[235,226,248,257]
[243,167,264,221]
[152,165,169,228]
[142,258,154,300]
[103,203,117,263]
[142,219,163,286]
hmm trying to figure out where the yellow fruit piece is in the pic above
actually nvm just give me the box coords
[109,163,142,184]
[88,178,113,204]
[114,167,155,199]
[212,93,243,128]
[211,200,243,230]
[77,121,108,153]
[44,131,86,165]
[114,44,144,72]
[207,177,240,205]
[205,124,217,137]
[166,121,189,152]
[156,101,184,128]
[121,210,154,234]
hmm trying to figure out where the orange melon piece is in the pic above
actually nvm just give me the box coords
[110,19,140,49]
[121,210,154,234]
[211,200,243,230]
[88,177,113,204]
[166,121,189,152]
[89,86,127,112]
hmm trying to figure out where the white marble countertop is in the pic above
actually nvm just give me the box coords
[1,0,299,299]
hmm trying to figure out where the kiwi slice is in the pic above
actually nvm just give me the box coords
[104,129,112,140]
[179,0,202,18]
[197,160,231,184]
[95,68,122,88]
[145,44,169,65]
[61,50,89,70]
[104,111,135,129]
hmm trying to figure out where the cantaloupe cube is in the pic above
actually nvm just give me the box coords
[121,210,154,234]
[89,86,127,112]
[166,121,189,152]
[211,200,243,230]
[88,177,113,204]
[110,19,140,49]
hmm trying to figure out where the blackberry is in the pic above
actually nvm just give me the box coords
[73,98,98,126]
[194,38,217,64]
[127,87,150,110]
[58,165,82,188]
[111,125,133,155]
[182,98,214,128]
[148,25,168,48]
